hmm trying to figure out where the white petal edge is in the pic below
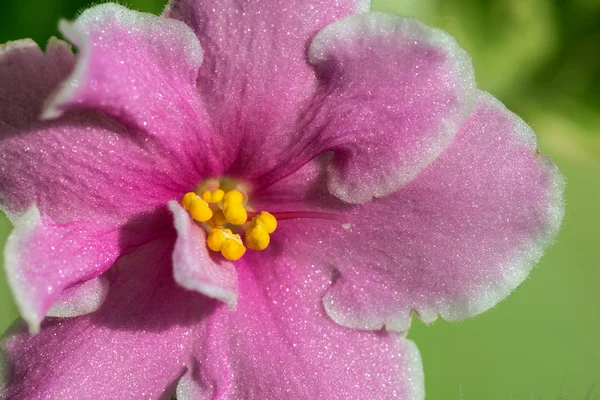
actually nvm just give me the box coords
[41,3,203,120]
[357,0,371,13]
[169,201,238,306]
[175,370,207,400]
[40,18,88,120]
[309,12,476,203]
[4,205,43,334]
[322,91,565,332]
[46,275,109,318]
[404,338,425,400]
[172,337,425,400]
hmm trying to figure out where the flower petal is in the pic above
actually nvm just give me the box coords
[304,13,476,203]
[176,258,424,399]
[256,91,564,332]
[1,238,213,399]
[0,38,189,223]
[46,276,110,319]
[43,4,212,152]
[3,206,121,333]
[164,0,369,179]
[169,201,238,306]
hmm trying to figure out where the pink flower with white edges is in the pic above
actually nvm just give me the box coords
[0,1,563,399]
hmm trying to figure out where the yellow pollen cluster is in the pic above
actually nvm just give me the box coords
[201,188,224,203]
[222,190,248,226]
[206,228,246,261]
[182,192,213,222]
[181,187,277,261]
[207,209,227,229]
[246,211,277,251]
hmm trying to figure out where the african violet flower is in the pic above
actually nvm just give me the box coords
[0,0,563,398]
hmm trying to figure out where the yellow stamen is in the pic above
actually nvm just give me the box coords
[189,197,213,222]
[222,190,247,225]
[208,209,227,228]
[181,181,290,261]
[223,189,243,205]
[181,192,196,211]
[211,189,225,203]
[206,228,232,252]
[201,190,212,203]
[245,211,278,251]
[182,192,213,222]
[246,226,270,251]
[201,189,226,204]
[221,237,247,260]
[223,203,248,225]
[206,228,246,261]
[254,211,277,233]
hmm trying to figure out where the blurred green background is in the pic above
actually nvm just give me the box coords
[1,0,598,398]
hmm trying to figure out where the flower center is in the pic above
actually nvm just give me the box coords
[180,178,349,261]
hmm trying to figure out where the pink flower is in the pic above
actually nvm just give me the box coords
[0,1,563,399]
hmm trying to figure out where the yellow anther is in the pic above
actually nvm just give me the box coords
[201,190,212,203]
[206,228,232,252]
[223,190,243,205]
[244,211,277,251]
[208,209,227,228]
[221,190,247,225]
[181,192,196,211]
[254,211,277,233]
[245,226,271,251]
[185,181,281,260]
[189,197,213,222]
[221,237,247,261]
[211,189,225,203]
[201,189,225,204]
[206,228,245,260]
[223,203,248,225]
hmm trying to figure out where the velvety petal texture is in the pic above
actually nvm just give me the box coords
[0,8,221,334]
[45,5,204,132]
[46,276,110,319]
[255,91,564,332]
[2,239,209,400]
[164,0,370,179]
[0,0,565,398]
[0,38,190,224]
[3,240,425,399]
[2,204,427,400]
[176,256,424,400]
[170,201,238,305]
[45,3,225,179]
[4,206,121,333]
[306,13,476,203]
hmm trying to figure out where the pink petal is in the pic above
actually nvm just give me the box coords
[304,13,476,203]
[44,4,209,141]
[177,258,424,399]
[46,276,110,319]
[1,238,212,399]
[0,38,187,223]
[164,0,368,180]
[41,3,224,184]
[169,201,238,305]
[3,206,122,333]
[255,91,564,332]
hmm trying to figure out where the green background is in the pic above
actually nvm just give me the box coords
[1,0,599,398]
